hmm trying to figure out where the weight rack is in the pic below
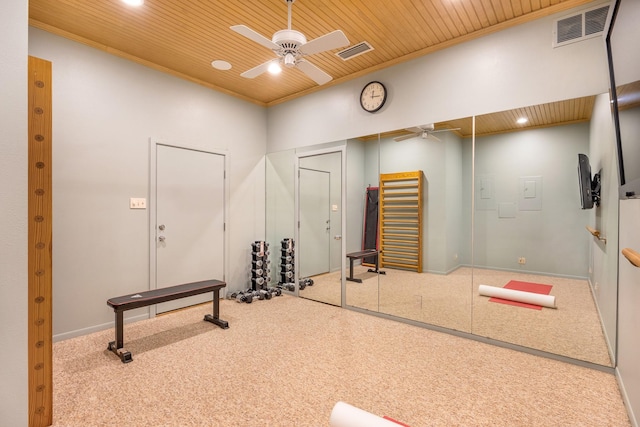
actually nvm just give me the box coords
[250,240,271,290]
[279,238,295,291]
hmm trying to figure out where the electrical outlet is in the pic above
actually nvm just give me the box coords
[518,257,526,265]
[129,197,146,209]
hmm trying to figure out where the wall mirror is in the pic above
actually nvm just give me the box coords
[296,147,345,306]
[265,94,617,367]
[372,120,474,333]
[470,94,617,367]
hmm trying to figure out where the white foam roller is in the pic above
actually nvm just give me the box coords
[478,284,557,309]
[330,402,403,427]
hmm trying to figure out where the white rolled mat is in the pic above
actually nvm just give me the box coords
[478,284,557,309]
[330,402,404,427]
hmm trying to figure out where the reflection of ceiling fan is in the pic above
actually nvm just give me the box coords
[393,124,461,142]
[230,0,350,85]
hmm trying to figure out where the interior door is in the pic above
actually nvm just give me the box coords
[299,167,331,277]
[155,144,225,313]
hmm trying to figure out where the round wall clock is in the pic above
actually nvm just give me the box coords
[360,81,387,113]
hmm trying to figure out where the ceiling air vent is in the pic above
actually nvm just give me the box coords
[553,3,610,48]
[336,42,374,61]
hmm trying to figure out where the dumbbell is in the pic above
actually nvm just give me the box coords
[267,287,282,297]
[278,283,295,292]
[235,291,253,304]
[252,259,271,268]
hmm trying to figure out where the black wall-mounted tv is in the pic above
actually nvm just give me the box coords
[578,154,600,209]
[605,0,640,199]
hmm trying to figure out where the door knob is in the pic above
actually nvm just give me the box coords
[159,224,165,231]
[158,236,166,242]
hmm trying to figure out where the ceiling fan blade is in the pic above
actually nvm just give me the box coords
[394,133,419,142]
[240,59,276,79]
[230,25,279,51]
[426,133,442,142]
[431,127,462,133]
[299,30,350,55]
[405,127,426,133]
[296,60,333,85]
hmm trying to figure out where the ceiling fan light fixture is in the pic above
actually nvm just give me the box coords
[283,53,296,68]
[268,61,282,75]
[121,0,144,6]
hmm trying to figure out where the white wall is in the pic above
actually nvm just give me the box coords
[0,1,28,424]
[28,28,268,339]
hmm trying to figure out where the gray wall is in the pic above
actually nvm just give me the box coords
[0,0,28,424]
[588,92,619,360]
[611,1,640,425]
[471,123,591,277]
[28,28,268,339]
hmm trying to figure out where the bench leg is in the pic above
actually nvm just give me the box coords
[204,288,229,329]
[108,310,132,363]
[346,257,362,283]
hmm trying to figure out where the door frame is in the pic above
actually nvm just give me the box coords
[148,138,229,317]
[294,145,346,305]
[299,166,331,277]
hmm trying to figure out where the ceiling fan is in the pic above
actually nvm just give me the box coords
[393,124,461,142]
[230,0,350,85]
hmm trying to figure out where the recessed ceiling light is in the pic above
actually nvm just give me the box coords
[517,117,528,124]
[122,0,144,6]
[211,60,232,71]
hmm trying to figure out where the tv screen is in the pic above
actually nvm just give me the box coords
[605,0,640,199]
[578,154,595,209]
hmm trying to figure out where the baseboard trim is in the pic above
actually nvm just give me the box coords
[53,312,150,343]
[616,367,639,427]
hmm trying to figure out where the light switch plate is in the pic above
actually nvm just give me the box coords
[130,197,146,209]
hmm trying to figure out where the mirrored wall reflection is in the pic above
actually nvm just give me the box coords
[297,150,344,306]
[265,149,296,291]
[375,121,474,333]
[344,134,382,312]
[470,95,617,367]
[265,95,618,367]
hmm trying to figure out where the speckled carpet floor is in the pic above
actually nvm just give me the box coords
[52,295,630,426]
[300,267,613,366]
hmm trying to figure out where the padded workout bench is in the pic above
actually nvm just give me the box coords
[106,279,228,363]
[346,249,385,283]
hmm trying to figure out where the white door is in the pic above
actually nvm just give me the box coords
[299,167,331,277]
[155,144,225,313]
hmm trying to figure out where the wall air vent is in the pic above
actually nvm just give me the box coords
[553,3,610,48]
[336,42,374,60]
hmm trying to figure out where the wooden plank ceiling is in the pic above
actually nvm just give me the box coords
[30,0,594,108]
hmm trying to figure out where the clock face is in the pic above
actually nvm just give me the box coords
[360,81,387,113]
